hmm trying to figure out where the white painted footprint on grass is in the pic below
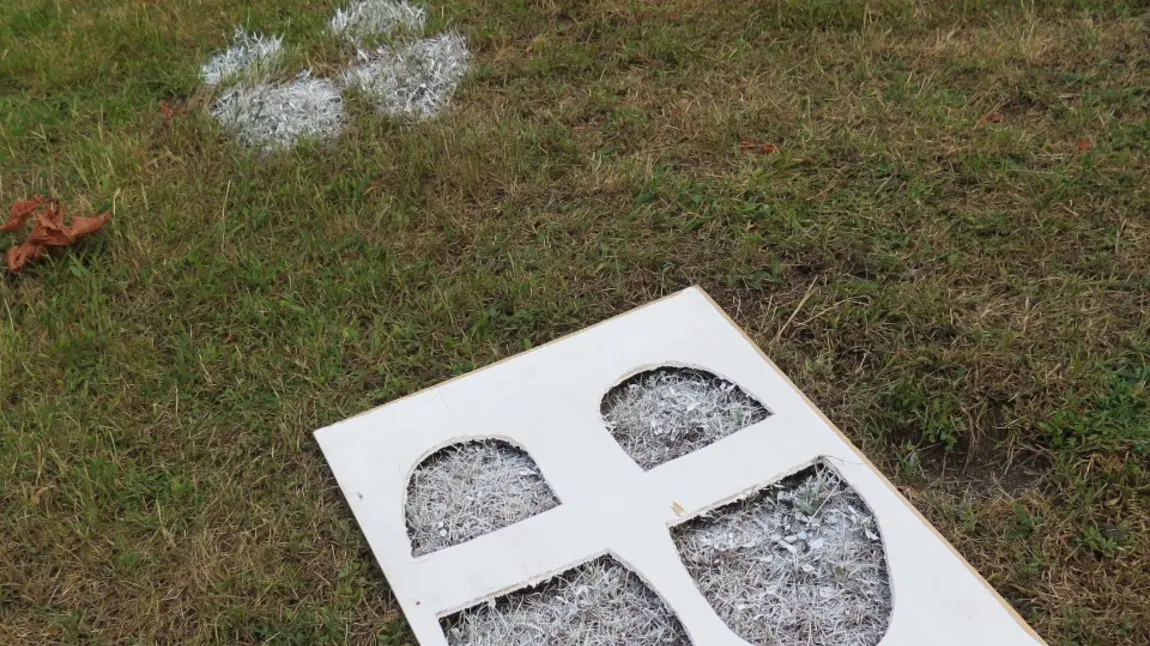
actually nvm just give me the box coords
[200,0,470,152]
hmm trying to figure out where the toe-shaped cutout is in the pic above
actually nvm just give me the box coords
[602,367,769,469]
[405,439,559,556]
[441,554,692,646]
[672,463,891,646]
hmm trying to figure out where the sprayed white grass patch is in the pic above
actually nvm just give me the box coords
[341,32,470,119]
[601,367,770,470]
[200,28,283,87]
[405,440,558,557]
[673,465,891,646]
[330,0,426,44]
[210,73,346,152]
[442,555,690,646]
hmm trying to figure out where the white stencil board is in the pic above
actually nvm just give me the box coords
[315,286,1048,646]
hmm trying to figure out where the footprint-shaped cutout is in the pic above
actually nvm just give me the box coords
[672,463,891,646]
[602,367,769,469]
[199,0,469,151]
[330,0,426,44]
[405,439,558,556]
[441,554,691,645]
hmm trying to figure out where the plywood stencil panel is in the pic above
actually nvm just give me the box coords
[315,287,1048,646]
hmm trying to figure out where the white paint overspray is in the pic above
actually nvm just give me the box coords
[341,32,470,119]
[211,72,346,151]
[425,378,884,646]
[200,1,469,149]
[406,440,559,557]
[602,367,770,470]
[331,0,427,44]
[200,28,283,87]
[673,465,891,646]
[443,556,689,646]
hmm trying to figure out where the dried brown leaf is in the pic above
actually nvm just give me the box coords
[66,213,112,239]
[4,197,111,273]
[6,243,48,273]
[1,195,53,232]
[740,141,779,154]
[977,111,1005,128]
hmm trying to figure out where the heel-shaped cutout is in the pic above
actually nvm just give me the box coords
[406,439,559,556]
[672,463,891,646]
[441,554,692,646]
[602,367,769,470]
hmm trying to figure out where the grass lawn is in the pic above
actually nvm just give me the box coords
[2,0,1148,643]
